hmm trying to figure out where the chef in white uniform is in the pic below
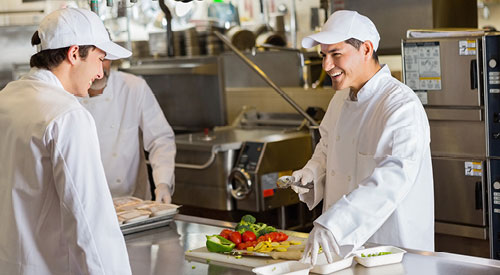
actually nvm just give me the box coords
[80,59,176,203]
[292,10,434,265]
[0,8,132,274]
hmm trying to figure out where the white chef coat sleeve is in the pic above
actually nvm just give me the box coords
[138,79,176,194]
[299,94,343,210]
[314,101,429,252]
[46,109,131,275]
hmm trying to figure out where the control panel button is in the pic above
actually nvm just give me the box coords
[240,154,249,164]
[490,58,497,68]
[494,181,500,190]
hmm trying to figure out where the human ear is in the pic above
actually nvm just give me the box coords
[362,41,374,61]
[66,45,80,65]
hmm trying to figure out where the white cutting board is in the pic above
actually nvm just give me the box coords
[185,246,283,270]
[185,236,307,270]
[185,242,355,274]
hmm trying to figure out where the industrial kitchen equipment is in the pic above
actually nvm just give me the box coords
[173,111,312,213]
[402,30,500,259]
[120,56,226,133]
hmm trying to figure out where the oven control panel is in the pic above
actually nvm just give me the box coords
[234,142,264,172]
[485,35,500,259]
[486,35,500,157]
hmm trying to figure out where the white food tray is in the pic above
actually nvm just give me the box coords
[120,209,178,235]
[352,246,406,267]
[311,255,353,274]
[252,261,312,275]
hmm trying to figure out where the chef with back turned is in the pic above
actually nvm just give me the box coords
[287,10,434,265]
[0,7,133,275]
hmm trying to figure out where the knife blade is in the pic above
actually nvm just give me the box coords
[223,250,271,257]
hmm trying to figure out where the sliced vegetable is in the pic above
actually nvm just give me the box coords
[361,252,392,257]
[220,229,233,240]
[242,231,256,242]
[229,231,242,245]
[206,235,235,253]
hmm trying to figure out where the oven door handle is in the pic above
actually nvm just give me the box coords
[475,181,483,210]
[470,59,477,90]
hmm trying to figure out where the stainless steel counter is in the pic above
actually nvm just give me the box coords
[125,214,500,274]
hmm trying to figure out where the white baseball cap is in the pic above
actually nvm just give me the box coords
[302,10,380,51]
[37,8,131,60]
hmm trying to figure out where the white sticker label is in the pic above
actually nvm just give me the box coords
[404,42,442,91]
[415,91,428,105]
[465,161,482,176]
[459,40,477,56]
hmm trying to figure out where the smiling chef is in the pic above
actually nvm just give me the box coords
[290,10,434,265]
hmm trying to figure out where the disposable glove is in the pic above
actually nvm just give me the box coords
[300,224,340,266]
[155,183,172,204]
[291,168,314,195]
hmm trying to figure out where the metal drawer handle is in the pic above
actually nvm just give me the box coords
[475,181,483,210]
[175,151,216,170]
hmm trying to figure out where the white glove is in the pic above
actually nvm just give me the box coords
[155,183,172,204]
[300,224,340,266]
[291,168,314,195]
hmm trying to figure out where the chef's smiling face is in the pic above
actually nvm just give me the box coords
[320,41,366,93]
[71,47,106,97]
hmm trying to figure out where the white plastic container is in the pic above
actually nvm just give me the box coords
[352,246,406,268]
[310,254,354,274]
[252,261,313,275]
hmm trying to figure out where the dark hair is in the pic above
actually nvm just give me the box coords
[345,38,379,63]
[30,31,96,70]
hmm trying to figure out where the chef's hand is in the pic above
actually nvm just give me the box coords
[155,183,172,204]
[291,168,313,195]
[301,224,339,266]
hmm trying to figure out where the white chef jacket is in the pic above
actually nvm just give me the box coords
[79,71,175,199]
[0,68,131,275]
[300,65,434,253]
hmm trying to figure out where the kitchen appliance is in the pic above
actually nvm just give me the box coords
[402,30,500,259]
[227,130,312,212]
[120,56,226,133]
[173,124,312,213]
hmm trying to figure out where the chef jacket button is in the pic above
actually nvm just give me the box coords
[110,124,115,128]
[112,153,117,157]
[352,138,356,144]
[106,98,111,101]
[336,135,340,141]
[331,170,335,176]
[83,100,88,104]
[347,175,351,182]
[116,179,121,183]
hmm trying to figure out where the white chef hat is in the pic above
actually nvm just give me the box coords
[302,10,380,51]
[36,8,131,60]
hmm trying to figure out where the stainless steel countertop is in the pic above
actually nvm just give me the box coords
[125,214,500,274]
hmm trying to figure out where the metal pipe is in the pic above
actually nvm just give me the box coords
[290,0,297,48]
[175,151,217,170]
[213,31,319,127]
[159,0,175,57]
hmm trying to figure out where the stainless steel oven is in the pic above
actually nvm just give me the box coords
[403,31,500,259]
